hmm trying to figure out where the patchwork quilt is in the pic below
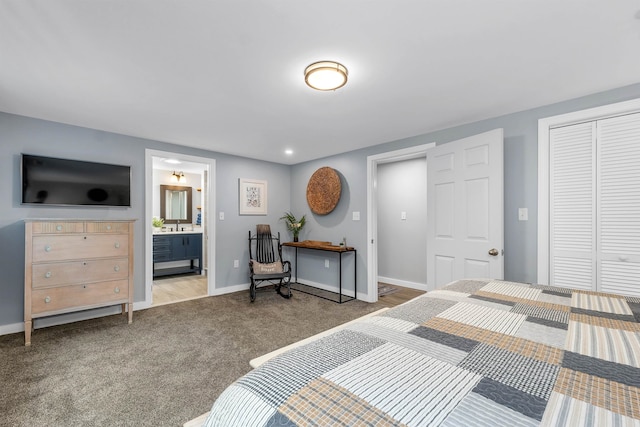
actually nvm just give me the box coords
[204,279,640,426]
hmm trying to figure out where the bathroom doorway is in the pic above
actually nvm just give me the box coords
[144,149,216,308]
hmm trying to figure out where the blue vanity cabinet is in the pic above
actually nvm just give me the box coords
[153,233,202,277]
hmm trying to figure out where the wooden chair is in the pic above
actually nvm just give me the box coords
[248,224,292,302]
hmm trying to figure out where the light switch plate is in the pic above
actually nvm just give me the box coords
[233,260,239,268]
[352,211,360,221]
[518,208,528,221]
[219,212,225,220]
[401,211,407,220]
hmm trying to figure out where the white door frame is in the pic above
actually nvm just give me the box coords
[138,149,216,310]
[366,143,435,303]
[537,98,640,285]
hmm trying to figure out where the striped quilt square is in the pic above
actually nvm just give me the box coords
[442,391,539,427]
[278,377,405,427]
[569,312,640,333]
[541,391,640,426]
[437,302,527,335]
[571,293,633,315]
[537,292,573,307]
[480,280,542,301]
[516,321,567,349]
[562,351,640,389]
[459,342,560,399]
[347,322,469,365]
[360,315,418,333]
[203,384,276,427]
[425,317,564,365]
[238,330,385,406]
[410,325,478,352]
[442,279,490,293]
[565,321,640,367]
[473,377,548,421]
[511,302,570,325]
[553,368,640,421]
[533,284,573,295]
[323,343,482,426]
[383,295,458,325]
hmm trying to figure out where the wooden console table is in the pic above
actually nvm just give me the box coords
[282,241,356,304]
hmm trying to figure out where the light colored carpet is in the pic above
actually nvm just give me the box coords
[0,289,384,426]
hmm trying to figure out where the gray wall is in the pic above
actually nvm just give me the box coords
[0,112,290,328]
[377,158,427,286]
[290,83,640,295]
[3,82,640,329]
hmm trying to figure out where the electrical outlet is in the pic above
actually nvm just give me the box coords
[233,259,239,268]
[325,259,330,268]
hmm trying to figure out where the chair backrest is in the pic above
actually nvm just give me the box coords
[249,224,281,263]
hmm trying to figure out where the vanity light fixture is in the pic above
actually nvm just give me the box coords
[304,61,348,91]
[171,171,186,183]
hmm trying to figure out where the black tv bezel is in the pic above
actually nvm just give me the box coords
[20,153,132,208]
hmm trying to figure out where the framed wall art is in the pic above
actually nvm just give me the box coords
[239,178,267,215]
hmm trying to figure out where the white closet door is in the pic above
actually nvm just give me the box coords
[597,113,640,296]
[549,122,596,290]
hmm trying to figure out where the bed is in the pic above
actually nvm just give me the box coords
[201,279,640,426]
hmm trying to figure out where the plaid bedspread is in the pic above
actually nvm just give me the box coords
[204,279,640,426]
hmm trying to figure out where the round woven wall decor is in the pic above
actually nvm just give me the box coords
[306,167,341,215]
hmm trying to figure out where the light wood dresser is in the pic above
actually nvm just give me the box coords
[24,219,135,346]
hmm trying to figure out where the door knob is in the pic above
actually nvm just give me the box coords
[488,248,499,256]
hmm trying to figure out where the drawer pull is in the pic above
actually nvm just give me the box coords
[114,287,120,294]
[44,245,52,252]
[114,242,120,249]
[56,225,62,231]
[106,225,112,230]
[44,296,51,303]
[45,271,52,278]
[114,265,120,272]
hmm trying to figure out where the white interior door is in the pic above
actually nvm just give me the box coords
[427,129,504,289]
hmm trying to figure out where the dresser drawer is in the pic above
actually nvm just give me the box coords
[32,258,129,288]
[31,279,129,316]
[86,222,130,234]
[32,234,129,262]
[31,222,84,234]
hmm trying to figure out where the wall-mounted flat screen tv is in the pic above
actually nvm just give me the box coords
[21,154,131,207]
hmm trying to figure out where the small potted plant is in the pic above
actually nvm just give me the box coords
[280,211,306,242]
[152,216,164,232]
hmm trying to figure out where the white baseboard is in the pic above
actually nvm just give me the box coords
[378,276,427,291]
[210,282,250,296]
[0,322,24,335]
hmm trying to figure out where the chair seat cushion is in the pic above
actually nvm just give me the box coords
[251,260,283,274]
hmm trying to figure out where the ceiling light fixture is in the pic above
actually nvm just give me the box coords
[304,61,348,91]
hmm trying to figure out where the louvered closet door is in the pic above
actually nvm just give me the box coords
[597,113,640,295]
[550,112,640,296]
[550,122,596,291]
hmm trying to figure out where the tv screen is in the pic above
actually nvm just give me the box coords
[21,154,131,207]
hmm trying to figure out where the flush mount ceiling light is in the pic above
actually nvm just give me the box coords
[304,61,348,91]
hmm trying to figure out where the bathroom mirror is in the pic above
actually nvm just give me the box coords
[160,185,192,224]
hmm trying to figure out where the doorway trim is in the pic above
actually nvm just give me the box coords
[366,143,435,303]
[537,98,640,285]
[139,149,216,309]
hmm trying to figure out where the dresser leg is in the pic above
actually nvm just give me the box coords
[24,321,32,346]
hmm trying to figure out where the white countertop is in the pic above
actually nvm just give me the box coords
[153,229,202,235]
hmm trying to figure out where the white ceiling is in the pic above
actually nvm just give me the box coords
[2,1,640,165]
